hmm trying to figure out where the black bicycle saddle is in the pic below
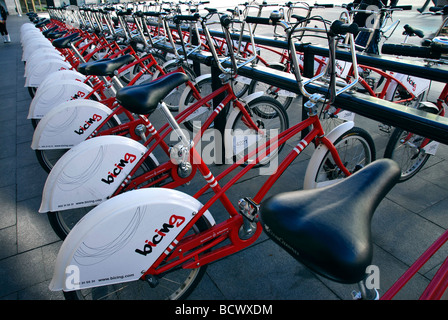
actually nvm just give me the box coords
[116,72,189,115]
[260,159,400,284]
[77,54,135,77]
[52,32,81,49]
[42,25,59,37]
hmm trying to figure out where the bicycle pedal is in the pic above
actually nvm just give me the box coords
[378,124,392,134]
[145,275,159,288]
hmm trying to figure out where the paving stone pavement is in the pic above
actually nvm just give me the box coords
[1,4,448,301]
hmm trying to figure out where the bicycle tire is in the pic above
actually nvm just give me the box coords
[119,52,167,85]
[305,126,376,189]
[161,61,197,112]
[47,153,159,240]
[35,116,120,174]
[63,215,213,300]
[247,63,294,110]
[383,128,431,182]
[229,96,289,166]
[179,76,213,132]
[28,86,37,98]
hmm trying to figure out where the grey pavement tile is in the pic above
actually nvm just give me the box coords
[0,119,16,138]
[0,226,17,260]
[387,176,448,214]
[205,239,338,300]
[0,185,16,229]
[0,248,46,298]
[16,280,64,300]
[16,164,46,202]
[16,141,38,168]
[0,139,16,159]
[419,196,448,229]
[373,198,448,274]
[16,122,33,144]
[0,157,16,188]
[16,197,60,253]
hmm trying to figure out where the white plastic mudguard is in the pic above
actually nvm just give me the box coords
[27,80,93,119]
[34,70,86,93]
[303,121,355,190]
[22,41,55,61]
[31,99,117,150]
[49,188,215,291]
[25,59,73,87]
[21,34,45,48]
[39,135,147,213]
[25,52,65,78]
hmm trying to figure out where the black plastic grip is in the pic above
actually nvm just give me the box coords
[245,16,273,25]
[391,5,412,10]
[313,3,334,8]
[329,20,359,36]
[381,43,440,59]
[172,13,200,24]
[143,11,162,17]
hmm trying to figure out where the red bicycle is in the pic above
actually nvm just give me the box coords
[46,12,375,300]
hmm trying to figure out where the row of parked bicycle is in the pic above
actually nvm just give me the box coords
[20,1,448,300]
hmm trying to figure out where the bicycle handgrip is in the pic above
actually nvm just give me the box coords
[143,11,162,17]
[430,6,448,13]
[172,13,200,24]
[391,5,412,11]
[329,20,359,36]
[313,3,334,8]
[381,43,440,59]
[245,16,273,25]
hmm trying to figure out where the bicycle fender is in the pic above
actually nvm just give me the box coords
[178,73,212,113]
[22,42,55,62]
[303,121,355,190]
[33,70,86,92]
[39,135,148,213]
[151,59,178,80]
[25,52,65,78]
[49,188,215,292]
[25,59,74,87]
[223,92,265,162]
[27,80,93,119]
[31,99,117,150]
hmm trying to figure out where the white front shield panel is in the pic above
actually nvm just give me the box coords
[34,70,87,94]
[25,52,64,78]
[25,59,73,87]
[49,188,214,291]
[31,99,116,150]
[39,136,147,213]
[27,80,93,119]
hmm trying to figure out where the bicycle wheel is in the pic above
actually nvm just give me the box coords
[247,63,294,110]
[35,116,120,174]
[47,154,159,240]
[305,127,376,189]
[383,128,431,182]
[119,52,167,85]
[179,76,213,132]
[162,61,197,112]
[229,96,289,166]
[63,215,213,300]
